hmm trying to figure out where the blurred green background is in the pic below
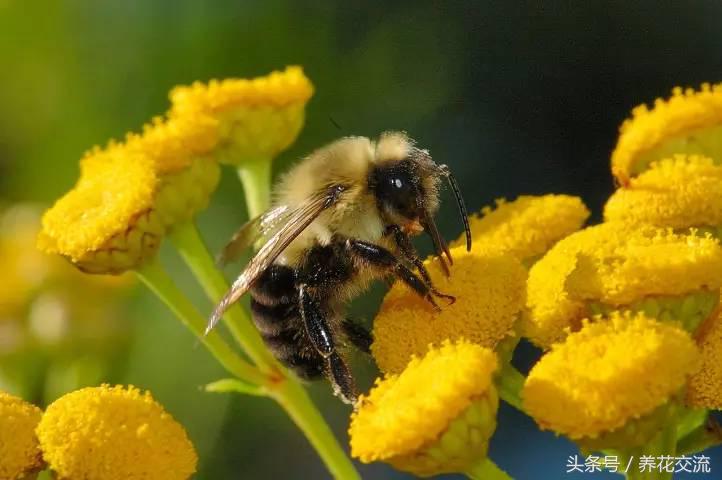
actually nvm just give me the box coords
[2,1,722,478]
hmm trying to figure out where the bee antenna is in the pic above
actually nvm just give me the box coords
[438,164,472,251]
[329,116,343,131]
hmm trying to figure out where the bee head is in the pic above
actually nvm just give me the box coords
[369,131,471,257]
[369,132,437,234]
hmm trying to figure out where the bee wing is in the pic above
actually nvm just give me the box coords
[206,184,347,334]
[217,204,291,266]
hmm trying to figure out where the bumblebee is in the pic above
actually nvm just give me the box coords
[209,132,471,404]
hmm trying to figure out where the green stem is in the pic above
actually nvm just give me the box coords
[170,221,278,371]
[676,407,707,439]
[169,223,360,479]
[270,380,361,480]
[623,419,678,480]
[497,363,525,411]
[678,420,722,455]
[135,259,265,386]
[237,159,272,218]
[466,458,513,480]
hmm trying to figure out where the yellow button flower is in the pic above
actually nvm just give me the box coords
[522,222,722,346]
[605,155,722,231]
[37,385,197,480]
[115,114,218,174]
[450,194,589,264]
[0,391,43,480]
[38,114,221,274]
[687,309,722,410]
[350,341,499,477]
[372,244,526,374]
[523,313,700,448]
[37,147,163,273]
[612,83,722,185]
[169,65,314,164]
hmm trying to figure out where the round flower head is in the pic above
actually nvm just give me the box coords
[605,155,722,231]
[522,222,722,346]
[687,309,722,410]
[350,341,498,477]
[37,385,197,480]
[116,114,219,174]
[39,115,221,274]
[37,147,164,274]
[0,391,43,479]
[450,194,589,264]
[169,65,313,164]
[612,83,722,185]
[523,313,700,448]
[372,244,526,374]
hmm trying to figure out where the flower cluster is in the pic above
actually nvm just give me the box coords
[351,83,722,477]
[38,66,313,274]
[0,385,196,480]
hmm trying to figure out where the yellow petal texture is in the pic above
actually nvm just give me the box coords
[450,194,589,263]
[0,391,43,479]
[169,65,313,163]
[605,155,722,230]
[37,385,197,480]
[119,114,219,174]
[687,309,722,409]
[350,341,498,476]
[38,113,221,274]
[566,227,722,305]
[612,83,722,185]
[372,244,526,374]
[523,313,700,441]
[37,148,162,271]
[522,222,722,346]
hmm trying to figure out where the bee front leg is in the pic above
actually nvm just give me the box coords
[298,284,357,404]
[385,225,456,304]
[345,238,442,311]
[341,318,373,354]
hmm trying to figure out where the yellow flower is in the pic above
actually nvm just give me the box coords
[37,384,197,480]
[37,147,163,273]
[612,83,722,185]
[522,222,722,346]
[0,391,43,480]
[605,154,722,231]
[450,194,589,264]
[687,308,722,410]
[169,65,314,164]
[372,244,526,374]
[117,114,218,174]
[350,341,498,477]
[38,115,221,274]
[523,313,700,448]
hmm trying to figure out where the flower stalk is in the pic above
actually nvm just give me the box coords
[135,258,266,386]
[465,458,513,480]
[169,221,278,371]
[237,158,273,218]
[497,362,525,411]
[165,166,360,479]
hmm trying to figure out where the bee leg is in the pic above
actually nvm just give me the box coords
[298,284,358,403]
[386,225,456,304]
[341,318,373,354]
[326,351,357,405]
[345,238,441,311]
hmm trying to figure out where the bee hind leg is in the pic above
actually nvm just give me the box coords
[298,284,358,404]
